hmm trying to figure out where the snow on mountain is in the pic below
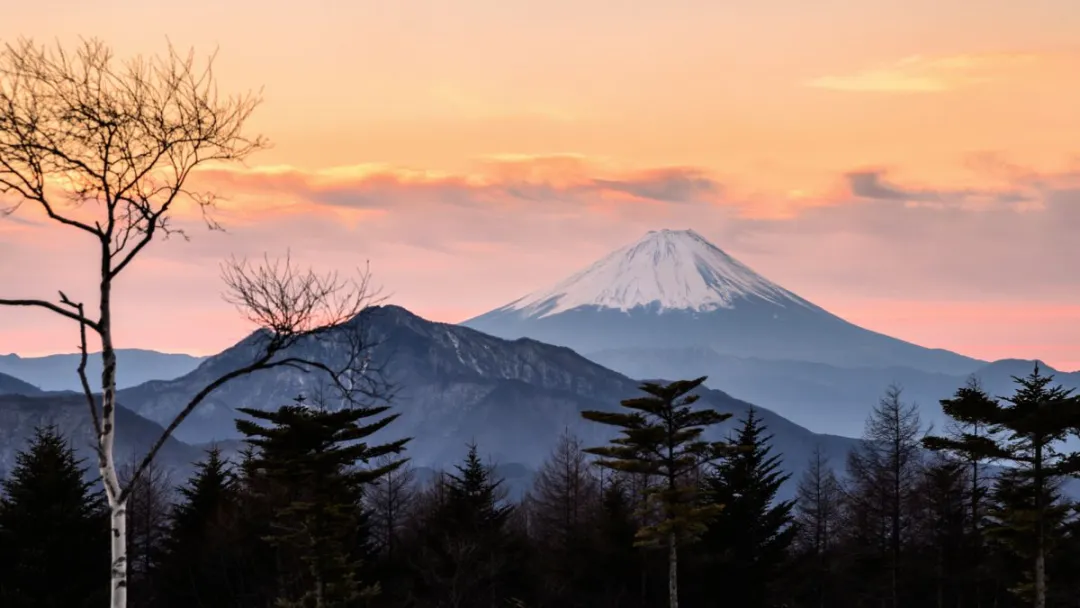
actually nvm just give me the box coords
[463,229,984,375]
[502,229,811,318]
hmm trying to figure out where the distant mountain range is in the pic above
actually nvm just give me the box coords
[464,229,984,375]
[462,229,1078,436]
[0,306,859,499]
[588,348,1079,438]
[0,350,205,391]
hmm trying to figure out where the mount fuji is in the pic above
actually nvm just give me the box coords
[463,229,983,376]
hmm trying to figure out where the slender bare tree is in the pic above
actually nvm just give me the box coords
[0,38,386,608]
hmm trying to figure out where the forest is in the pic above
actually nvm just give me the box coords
[1,365,1079,608]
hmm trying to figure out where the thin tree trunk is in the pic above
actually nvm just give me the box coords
[668,533,679,608]
[99,281,129,608]
[109,497,129,608]
[1034,442,1045,608]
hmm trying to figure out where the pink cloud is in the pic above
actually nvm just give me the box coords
[1,156,1078,370]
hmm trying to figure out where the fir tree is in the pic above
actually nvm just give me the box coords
[410,443,524,607]
[698,408,796,608]
[921,378,998,605]
[0,425,109,608]
[581,376,735,608]
[236,397,410,607]
[153,447,244,607]
[923,364,1080,608]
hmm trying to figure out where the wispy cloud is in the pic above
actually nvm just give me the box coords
[807,53,1042,93]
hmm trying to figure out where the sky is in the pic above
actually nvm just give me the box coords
[1,0,1079,370]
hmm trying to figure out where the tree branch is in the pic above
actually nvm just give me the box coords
[0,295,100,331]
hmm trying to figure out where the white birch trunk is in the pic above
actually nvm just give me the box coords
[99,293,128,608]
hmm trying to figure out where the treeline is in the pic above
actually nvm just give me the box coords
[1,366,1079,607]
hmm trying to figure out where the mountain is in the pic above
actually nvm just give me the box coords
[0,392,203,481]
[463,229,983,375]
[0,349,206,392]
[0,371,42,396]
[589,348,1079,438]
[115,305,859,495]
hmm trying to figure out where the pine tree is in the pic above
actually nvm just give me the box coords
[0,425,110,608]
[236,397,410,607]
[410,443,524,607]
[923,364,1080,608]
[592,475,643,608]
[921,379,997,605]
[581,376,735,608]
[698,408,796,608]
[153,447,245,607]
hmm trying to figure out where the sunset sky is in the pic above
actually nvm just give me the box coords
[1,0,1079,370]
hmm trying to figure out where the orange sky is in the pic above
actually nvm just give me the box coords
[1,0,1079,371]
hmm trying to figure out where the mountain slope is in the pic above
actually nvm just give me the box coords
[589,347,1079,438]
[463,229,982,375]
[0,349,206,391]
[0,392,202,481]
[0,371,42,396]
[116,305,859,491]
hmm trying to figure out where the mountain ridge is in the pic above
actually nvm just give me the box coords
[108,304,860,494]
[463,229,984,374]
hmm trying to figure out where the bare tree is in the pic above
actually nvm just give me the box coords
[527,429,600,602]
[0,38,384,608]
[365,454,417,559]
[844,384,925,608]
[794,444,844,608]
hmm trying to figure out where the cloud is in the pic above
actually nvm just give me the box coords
[3,154,1079,368]
[845,170,1034,207]
[185,155,729,222]
[807,53,1042,93]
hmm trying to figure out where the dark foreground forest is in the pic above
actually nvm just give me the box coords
[2,365,1079,608]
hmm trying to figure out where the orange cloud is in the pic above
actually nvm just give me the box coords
[807,52,1045,93]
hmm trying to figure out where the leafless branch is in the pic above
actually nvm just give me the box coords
[0,295,101,330]
[119,255,389,503]
[0,36,268,276]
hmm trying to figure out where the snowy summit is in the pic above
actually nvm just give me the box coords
[501,229,808,318]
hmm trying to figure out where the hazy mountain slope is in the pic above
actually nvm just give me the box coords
[0,349,206,391]
[588,347,1078,438]
[463,229,982,375]
[116,305,860,493]
[0,371,42,396]
[0,392,203,481]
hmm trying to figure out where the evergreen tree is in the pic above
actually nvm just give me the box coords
[410,443,525,607]
[698,408,796,608]
[581,376,735,608]
[236,397,410,607]
[913,457,970,608]
[592,475,644,608]
[0,425,109,608]
[921,378,998,605]
[153,447,245,607]
[923,364,1080,608]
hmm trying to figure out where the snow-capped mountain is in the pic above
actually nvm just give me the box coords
[464,229,982,375]
[503,229,812,317]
